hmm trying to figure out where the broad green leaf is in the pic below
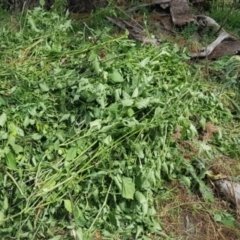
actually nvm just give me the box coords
[115,89,122,101]
[180,176,191,188]
[39,82,49,92]
[200,117,206,130]
[90,119,101,130]
[139,57,150,67]
[103,135,112,145]
[199,184,214,202]
[110,70,124,83]
[39,0,45,7]
[142,202,148,215]
[48,236,62,240]
[76,228,83,240]
[3,196,8,210]
[0,96,6,106]
[63,20,72,30]
[127,108,134,117]
[31,133,42,140]
[189,124,198,137]
[0,211,5,226]
[93,57,101,74]
[73,207,87,226]
[60,113,70,122]
[152,220,162,231]
[66,147,77,161]
[121,177,135,199]
[221,215,235,227]
[135,225,143,239]
[112,174,122,191]
[135,191,147,204]
[136,98,150,109]
[27,220,33,231]
[16,127,25,137]
[214,214,222,222]
[121,99,134,107]
[0,112,7,127]
[42,180,56,192]
[64,199,72,213]
[162,161,168,174]
[12,144,24,154]
[23,116,30,128]
[5,151,17,170]
[7,135,15,146]
[28,16,41,32]
[0,131,8,140]
[132,88,139,98]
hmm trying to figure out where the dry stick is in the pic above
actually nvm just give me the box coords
[88,181,112,232]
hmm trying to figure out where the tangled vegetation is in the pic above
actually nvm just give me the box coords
[0,4,240,239]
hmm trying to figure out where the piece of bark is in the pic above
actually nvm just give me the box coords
[214,179,240,214]
[208,40,240,60]
[170,0,195,26]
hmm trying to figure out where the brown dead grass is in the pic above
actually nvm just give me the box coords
[156,183,240,240]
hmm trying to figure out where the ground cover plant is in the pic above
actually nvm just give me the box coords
[0,5,240,239]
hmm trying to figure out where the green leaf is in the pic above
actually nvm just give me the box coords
[180,176,191,188]
[110,70,124,83]
[66,147,77,161]
[64,199,72,213]
[0,211,5,226]
[189,124,198,138]
[39,82,49,92]
[39,0,45,7]
[127,108,134,117]
[48,236,62,240]
[221,215,235,227]
[0,96,6,106]
[200,117,206,130]
[136,98,150,109]
[93,57,101,74]
[73,207,87,226]
[28,16,40,32]
[3,196,8,211]
[12,144,24,154]
[139,57,150,67]
[214,213,222,222]
[132,88,139,98]
[16,127,25,137]
[7,135,15,146]
[121,177,135,199]
[76,228,83,240]
[60,113,70,122]
[0,131,8,140]
[31,133,42,140]
[121,99,134,107]
[199,184,214,202]
[135,191,147,204]
[112,174,122,191]
[0,112,7,127]
[5,151,17,170]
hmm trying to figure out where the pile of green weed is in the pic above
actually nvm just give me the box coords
[0,8,235,239]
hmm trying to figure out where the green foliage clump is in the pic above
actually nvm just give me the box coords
[0,7,236,239]
[209,2,240,36]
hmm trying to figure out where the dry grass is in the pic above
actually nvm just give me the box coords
[155,182,240,240]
